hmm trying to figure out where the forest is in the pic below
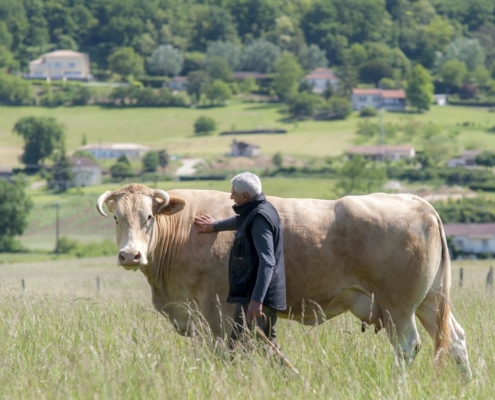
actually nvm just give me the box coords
[1,0,495,90]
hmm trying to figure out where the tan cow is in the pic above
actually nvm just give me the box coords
[96,183,471,379]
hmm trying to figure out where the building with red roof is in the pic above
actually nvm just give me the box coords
[351,88,407,111]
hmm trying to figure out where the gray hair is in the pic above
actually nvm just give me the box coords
[231,172,262,197]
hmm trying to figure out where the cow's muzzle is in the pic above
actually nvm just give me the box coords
[118,249,145,267]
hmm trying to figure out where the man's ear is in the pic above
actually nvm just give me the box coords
[155,196,186,215]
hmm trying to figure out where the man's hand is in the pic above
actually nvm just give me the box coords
[194,214,215,234]
[246,300,264,322]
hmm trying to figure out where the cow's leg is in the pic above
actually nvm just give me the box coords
[384,312,421,366]
[416,300,472,380]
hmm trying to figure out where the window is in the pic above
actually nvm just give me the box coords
[54,62,61,68]
[68,62,75,68]
[482,239,489,251]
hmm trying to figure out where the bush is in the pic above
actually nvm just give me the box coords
[57,236,117,258]
[359,106,377,117]
[317,97,352,120]
[194,116,217,136]
[287,93,321,118]
[0,73,35,105]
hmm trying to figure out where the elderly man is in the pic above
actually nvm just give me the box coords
[194,172,286,347]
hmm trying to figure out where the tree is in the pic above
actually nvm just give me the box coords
[240,76,259,93]
[287,93,321,119]
[207,57,233,82]
[273,52,303,101]
[440,60,467,92]
[13,116,65,166]
[206,41,242,70]
[187,70,210,102]
[50,148,73,192]
[470,65,491,89]
[205,80,232,105]
[0,179,33,252]
[147,44,184,77]
[107,47,144,78]
[406,64,433,112]
[359,59,394,85]
[239,39,281,73]
[273,152,283,168]
[0,46,18,70]
[319,97,352,120]
[0,73,34,105]
[437,38,485,72]
[335,156,387,196]
[298,44,328,71]
[182,52,206,75]
[110,155,133,179]
[142,151,159,172]
[422,16,454,52]
[158,150,169,174]
[194,116,217,135]
[476,151,495,166]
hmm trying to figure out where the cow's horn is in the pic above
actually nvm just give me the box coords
[96,190,114,217]
[154,189,170,206]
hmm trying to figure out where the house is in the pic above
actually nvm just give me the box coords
[166,76,187,92]
[447,150,481,168]
[70,157,101,187]
[434,94,447,106]
[231,140,260,157]
[0,167,13,182]
[304,68,339,93]
[351,88,406,111]
[77,143,151,160]
[26,50,92,81]
[348,145,416,161]
[444,223,495,256]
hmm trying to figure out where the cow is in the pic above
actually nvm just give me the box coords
[96,183,472,379]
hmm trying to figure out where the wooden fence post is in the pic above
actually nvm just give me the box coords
[96,276,100,294]
[459,268,464,288]
[21,278,25,293]
[487,267,493,290]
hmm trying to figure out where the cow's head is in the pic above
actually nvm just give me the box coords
[96,184,185,269]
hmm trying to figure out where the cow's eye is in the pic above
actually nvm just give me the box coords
[147,214,153,221]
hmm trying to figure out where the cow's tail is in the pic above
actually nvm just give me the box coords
[434,212,451,367]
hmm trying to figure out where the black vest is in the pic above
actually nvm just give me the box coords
[227,193,286,310]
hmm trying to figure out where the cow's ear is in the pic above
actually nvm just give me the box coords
[106,199,116,213]
[155,196,186,215]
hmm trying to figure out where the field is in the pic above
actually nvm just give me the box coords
[1,256,494,399]
[2,102,495,167]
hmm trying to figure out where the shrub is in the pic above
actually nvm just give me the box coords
[359,106,377,117]
[287,93,321,118]
[194,116,217,136]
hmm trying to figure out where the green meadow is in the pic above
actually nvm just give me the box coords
[2,102,495,167]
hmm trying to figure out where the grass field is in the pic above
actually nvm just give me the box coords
[0,256,494,399]
[2,102,495,167]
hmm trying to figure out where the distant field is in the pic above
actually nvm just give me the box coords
[2,103,495,167]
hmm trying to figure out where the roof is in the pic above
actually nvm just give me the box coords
[78,143,151,151]
[30,57,43,65]
[172,76,187,82]
[352,88,406,99]
[232,71,266,80]
[305,68,338,80]
[44,50,86,58]
[444,223,495,237]
[70,157,100,168]
[348,145,415,155]
[462,150,481,160]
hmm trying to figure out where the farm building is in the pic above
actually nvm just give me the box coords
[351,88,406,111]
[71,157,102,187]
[166,76,187,92]
[447,150,481,168]
[77,143,151,160]
[231,140,260,157]
[444,223,495,256]
[26,50,92,81]
[303,68,339,93]
[348,145,415,161]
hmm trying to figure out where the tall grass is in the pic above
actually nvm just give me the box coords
[0,261,494,399]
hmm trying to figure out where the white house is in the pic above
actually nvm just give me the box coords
[304,68,339,93]
[231,140,260,157]
[352,88,406,111]
[444,223,495,255]
[70,157,101,187]
[348,145,415,161]
[26,50,92,81]
[77,143,151,160]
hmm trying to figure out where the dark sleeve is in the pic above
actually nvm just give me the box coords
[213,216,237,232]
[250,214,275,304]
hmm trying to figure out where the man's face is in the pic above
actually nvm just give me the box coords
[230,187,250,206]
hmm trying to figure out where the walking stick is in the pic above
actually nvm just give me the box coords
[254,325,300,376]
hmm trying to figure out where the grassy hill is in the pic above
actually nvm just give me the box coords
[2,102,495,167]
